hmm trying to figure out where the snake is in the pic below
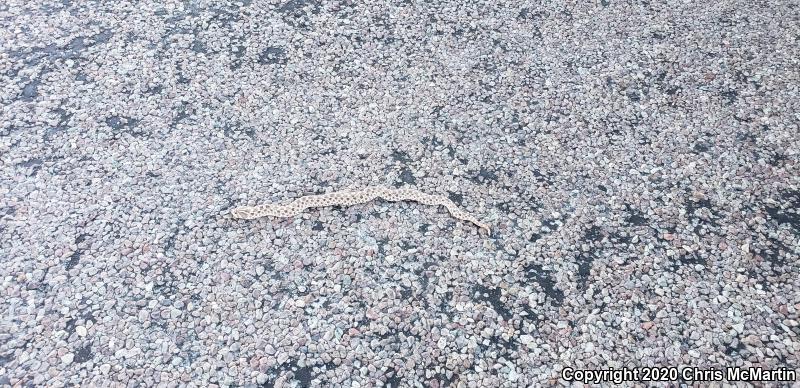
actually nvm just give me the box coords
[231,186,491,234]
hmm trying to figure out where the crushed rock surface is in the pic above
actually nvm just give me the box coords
[1,0,798,386]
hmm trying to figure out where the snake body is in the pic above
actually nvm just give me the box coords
[232,186,491,234]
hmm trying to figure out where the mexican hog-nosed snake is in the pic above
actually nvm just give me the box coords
[232,186,491,234]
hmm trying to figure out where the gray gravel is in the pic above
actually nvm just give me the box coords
[1,0,799,386]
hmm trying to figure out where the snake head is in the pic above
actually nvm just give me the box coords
[231,207,251,219]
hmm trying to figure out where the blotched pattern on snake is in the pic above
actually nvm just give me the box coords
[232,186,491,234]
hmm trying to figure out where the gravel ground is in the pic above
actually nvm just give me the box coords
[1,0,799,386]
